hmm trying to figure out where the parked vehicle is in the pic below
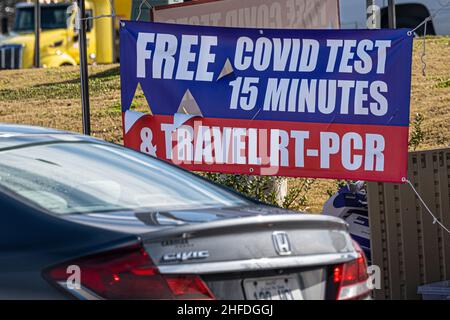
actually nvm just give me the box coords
[322,181,371,264]
[0,0,132,69]
[0,123,370,300]
[340,0,450,35]
[0,0,186,70]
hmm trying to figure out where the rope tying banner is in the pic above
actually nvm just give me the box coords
[402,177,450,235]
[407,1,450,76]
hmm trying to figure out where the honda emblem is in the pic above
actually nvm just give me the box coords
[272,231,292,255]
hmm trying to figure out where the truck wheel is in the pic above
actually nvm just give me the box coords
[381,4,436,36]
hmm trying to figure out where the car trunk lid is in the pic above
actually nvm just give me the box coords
[141,214,355,300]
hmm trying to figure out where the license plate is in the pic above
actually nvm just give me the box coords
[243,275,303,300]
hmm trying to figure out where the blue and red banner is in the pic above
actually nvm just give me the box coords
[120,21,413,183]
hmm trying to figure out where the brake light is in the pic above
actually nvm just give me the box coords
[333,241,371,300]
[44,245,214,300]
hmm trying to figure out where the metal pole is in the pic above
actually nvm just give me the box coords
[78,0,91,135]
[34,0,40,68]
[111,0,117,63]
[388,0,396,28]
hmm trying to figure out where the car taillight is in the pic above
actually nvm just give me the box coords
[44,245,214,300]
[333,240,371,300]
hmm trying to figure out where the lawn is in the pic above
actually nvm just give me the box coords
[1,37,449,212]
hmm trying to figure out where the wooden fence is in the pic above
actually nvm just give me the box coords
[367,147,450,299]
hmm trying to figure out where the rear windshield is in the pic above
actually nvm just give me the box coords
[0,141,249,214]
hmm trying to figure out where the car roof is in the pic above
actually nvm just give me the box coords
[0,123,102,150]
[0,123,67,135]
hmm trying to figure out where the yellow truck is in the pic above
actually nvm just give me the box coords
[0,0,132,69]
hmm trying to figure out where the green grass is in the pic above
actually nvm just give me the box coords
[436,77,450,88]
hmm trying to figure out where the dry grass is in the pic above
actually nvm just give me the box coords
[409,37,450,149]
[1,37,449,212]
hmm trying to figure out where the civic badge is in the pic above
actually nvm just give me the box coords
[272,231,292,255]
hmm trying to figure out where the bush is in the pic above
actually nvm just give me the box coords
[409,113,427,151]
[202,173,314,211]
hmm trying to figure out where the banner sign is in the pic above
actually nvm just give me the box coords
[152,0,340,29]
[120,21,413,182]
